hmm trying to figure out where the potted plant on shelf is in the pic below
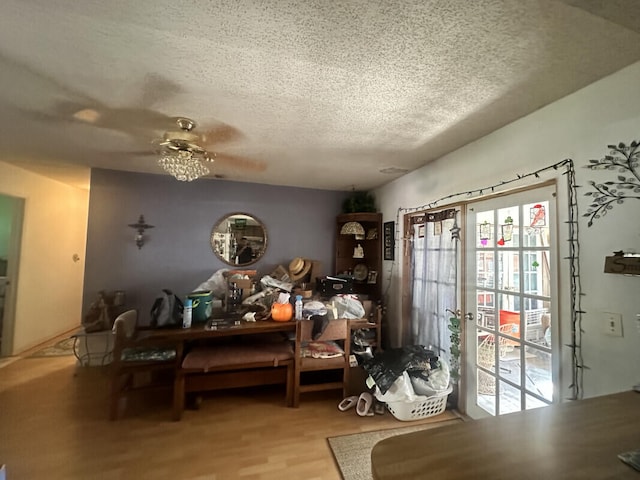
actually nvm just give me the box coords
[342,191,376,213]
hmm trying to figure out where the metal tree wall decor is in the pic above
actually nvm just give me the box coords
[583,140,640,226]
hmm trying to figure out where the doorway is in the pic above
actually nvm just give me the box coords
[463,185,558,418]
[0,194,24,357]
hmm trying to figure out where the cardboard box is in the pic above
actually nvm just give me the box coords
[230,278,252,299]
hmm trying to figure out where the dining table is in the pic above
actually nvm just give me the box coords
[371,390,640,479]
[137,316,296,343]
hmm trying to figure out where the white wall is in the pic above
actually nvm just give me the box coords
[376,60,640,399]
[0,161,89,353]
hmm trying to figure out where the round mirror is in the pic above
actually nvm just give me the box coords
[210,212,268,266]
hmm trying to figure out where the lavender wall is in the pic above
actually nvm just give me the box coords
[84,169,349,324]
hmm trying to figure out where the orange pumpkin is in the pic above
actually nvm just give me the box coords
[271,302,293,322]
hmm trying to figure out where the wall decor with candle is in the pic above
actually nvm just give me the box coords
[128,215,154,249]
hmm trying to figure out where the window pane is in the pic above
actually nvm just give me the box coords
[522,250,549,295]
[497,251,520,292]
[497,207,519,247]
[525,393,549,410]
[478,370,497,416]
[524,301,551,346]
[498,381,522,415]
[477,290,495,328]
[477,333,496,375]
[523,201,550,247]
[476,210,494,248]
[477,252,495,288]
[524,347,553,403]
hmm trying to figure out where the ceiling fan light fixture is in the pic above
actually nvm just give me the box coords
[156,117,215,181]
[158,149,210,182]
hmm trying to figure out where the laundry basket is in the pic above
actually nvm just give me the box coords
[385,386,452,421]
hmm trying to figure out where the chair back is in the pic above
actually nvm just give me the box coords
[292,317,351,407]
[361,300,373,319]
[112,309,138,340]
[296,317,349,344]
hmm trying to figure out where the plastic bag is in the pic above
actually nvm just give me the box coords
[194,268,229,299]
[409,358,451,396]
[373,371,422,403]
[302,300,327,318]
[362,345,439,395]
[330,295,365,319]
[260,275,293,293]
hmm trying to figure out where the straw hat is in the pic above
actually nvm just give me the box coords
[289,257,311,281]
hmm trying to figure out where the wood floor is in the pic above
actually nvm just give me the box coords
[0,355,457,480]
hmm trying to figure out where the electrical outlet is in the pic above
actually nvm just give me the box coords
[602,312,623,337]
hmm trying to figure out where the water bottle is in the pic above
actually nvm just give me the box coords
[228,282,242,312]
[295,295,303,320]
[183,298,193,328]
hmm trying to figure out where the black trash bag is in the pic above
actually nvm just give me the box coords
[362,345,439,395]
[311,313,330,340]
[150,289,184,328]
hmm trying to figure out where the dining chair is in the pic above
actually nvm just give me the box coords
[293,317,351,407]
[109,309,182,420]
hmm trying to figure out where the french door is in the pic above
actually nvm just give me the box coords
[464,185,558,418]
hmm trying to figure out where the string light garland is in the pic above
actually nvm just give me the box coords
[565,161,585,400]
[383,158,585,400]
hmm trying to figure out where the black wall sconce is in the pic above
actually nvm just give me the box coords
[128,214,154,249]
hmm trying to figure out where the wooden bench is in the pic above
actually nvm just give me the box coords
[172,335,294,421]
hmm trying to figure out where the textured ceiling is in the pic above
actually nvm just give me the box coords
[1,0,639,191]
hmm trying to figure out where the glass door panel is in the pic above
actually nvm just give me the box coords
[464,185,557,419]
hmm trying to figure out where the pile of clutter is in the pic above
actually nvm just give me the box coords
[338,346,451,419]
[192,257,365,325]
[364,345,450,401]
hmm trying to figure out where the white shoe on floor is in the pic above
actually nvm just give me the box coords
[338,395,358,411]
[356,392,374,416]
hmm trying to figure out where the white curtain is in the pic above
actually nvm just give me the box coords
[410,209,459,363]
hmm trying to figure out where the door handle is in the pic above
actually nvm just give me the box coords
[464,312,474,321]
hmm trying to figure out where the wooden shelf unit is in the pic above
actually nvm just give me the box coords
[335,212,382,301]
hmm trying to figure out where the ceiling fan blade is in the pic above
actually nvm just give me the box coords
[75,107,179,133]
[139,73,183,109]
[35,98,180,138]
[211,152,267,173]
[200,124,244,146]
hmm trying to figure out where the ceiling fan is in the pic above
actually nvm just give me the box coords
[158,117,211,158]
[155,117,213,181]
[149,116,267,181]
[3,56,266,179]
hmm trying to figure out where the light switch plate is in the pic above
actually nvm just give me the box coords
[602,312,623,337]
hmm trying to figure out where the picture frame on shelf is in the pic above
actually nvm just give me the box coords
[383,221,394,261]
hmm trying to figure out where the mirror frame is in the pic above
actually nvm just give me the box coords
[210,212,268,266]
